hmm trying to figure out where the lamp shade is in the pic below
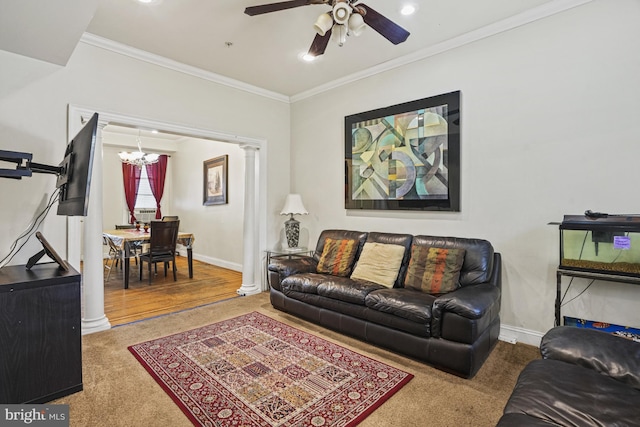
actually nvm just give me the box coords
[348,13,365,36]
[280,194,308,216]
[314,12,333,36]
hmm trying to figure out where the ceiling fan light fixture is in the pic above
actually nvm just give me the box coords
[314,12,333,36]
[332,2,351,25]
[348,13,366,36]
[331,24,347,47]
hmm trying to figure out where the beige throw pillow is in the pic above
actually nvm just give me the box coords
[350,242,406,288]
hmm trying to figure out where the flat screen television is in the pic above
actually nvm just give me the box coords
[56,112,98,216]
[0,112,98,216]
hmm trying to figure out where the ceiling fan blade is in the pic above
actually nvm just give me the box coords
[357,3,410,45]
[244,0,325,16]
[308,29,332,57]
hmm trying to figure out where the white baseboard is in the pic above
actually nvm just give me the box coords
[177,250,242,272]
[499,324,545,347]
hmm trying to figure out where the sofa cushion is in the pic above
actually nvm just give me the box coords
[350,242,406,288]
[317,278,385,305]
[503,359,640,427]
[316,237,358,276]
[281,273,326,295]
[404,246,466,294]
[365,288,436,325]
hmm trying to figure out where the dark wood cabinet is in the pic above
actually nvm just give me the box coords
[0,263,82,403]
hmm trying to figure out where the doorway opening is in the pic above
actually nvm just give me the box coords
[68,106,267,334]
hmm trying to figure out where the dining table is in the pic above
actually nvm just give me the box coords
[103,228,195,289]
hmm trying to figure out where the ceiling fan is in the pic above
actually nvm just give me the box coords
[244,0,410,57]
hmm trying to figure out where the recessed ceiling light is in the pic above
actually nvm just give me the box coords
[137,0,160,4]
[400,4,418,16]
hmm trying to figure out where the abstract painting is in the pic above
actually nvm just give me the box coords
[345,91,460,211]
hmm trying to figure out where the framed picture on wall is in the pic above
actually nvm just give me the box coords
[203,155,228,206]
[345,91,460,211]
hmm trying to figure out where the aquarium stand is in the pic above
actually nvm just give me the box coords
[555,268,640,326]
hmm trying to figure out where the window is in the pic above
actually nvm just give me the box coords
[134,167,157,209]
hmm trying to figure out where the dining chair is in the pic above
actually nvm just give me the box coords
[139,220,180,284]
[104,235,138,282]
[115,224,143,262]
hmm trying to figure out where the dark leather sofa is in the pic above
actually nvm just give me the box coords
[268,229,502,378]
[497,326,640,426]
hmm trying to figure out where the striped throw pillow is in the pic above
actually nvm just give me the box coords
[404,246,466,294]
[316,238,358,277]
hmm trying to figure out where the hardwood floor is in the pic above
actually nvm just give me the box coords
[103,255,241,326]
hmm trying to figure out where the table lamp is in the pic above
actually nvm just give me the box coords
[280,194,308,249]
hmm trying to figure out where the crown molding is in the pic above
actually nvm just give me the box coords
[79,33,290,104]
[80,0,592,105]
[290,0,594,102]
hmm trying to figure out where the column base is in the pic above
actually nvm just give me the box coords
[237,284,261,296]
[82,315,111,335]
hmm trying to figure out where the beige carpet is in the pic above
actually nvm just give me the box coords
[54,292,540,426]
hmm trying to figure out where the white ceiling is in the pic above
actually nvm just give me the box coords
[0,0,98,65]
[1,0,589,98]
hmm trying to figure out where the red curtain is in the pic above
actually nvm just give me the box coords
[122,163,142,223]
[146,155,168,219]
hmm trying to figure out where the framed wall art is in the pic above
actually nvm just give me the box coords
[203,155,228,206]
[345,91,460,211]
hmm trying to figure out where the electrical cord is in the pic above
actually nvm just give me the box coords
[560,232,589,306]
[561,279,595,308]
[0,189,60,268]
[560,230,627,308]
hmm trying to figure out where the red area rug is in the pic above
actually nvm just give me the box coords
[129,312,413,426]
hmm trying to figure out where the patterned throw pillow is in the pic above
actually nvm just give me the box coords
[350,242,406,288]
[316,238,358,277]
[404,246,466,294]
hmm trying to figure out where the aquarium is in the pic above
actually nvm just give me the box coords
[559,215,640,277]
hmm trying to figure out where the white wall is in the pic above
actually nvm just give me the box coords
[0,40,291,268]
[290,0,640,342]
[173,138,244,270]
[100,131,245,270]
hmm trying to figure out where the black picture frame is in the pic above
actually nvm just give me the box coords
[203,155,228,206]
[345,91,460,211]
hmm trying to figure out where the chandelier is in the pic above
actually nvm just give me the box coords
[118,131,159,168]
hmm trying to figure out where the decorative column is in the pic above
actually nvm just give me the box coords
[237,144,261,296]
[81,119,111,334]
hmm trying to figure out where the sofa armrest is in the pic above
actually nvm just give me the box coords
[268,256,317,276]
[431,283,501,338]
[541,326,640,390]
